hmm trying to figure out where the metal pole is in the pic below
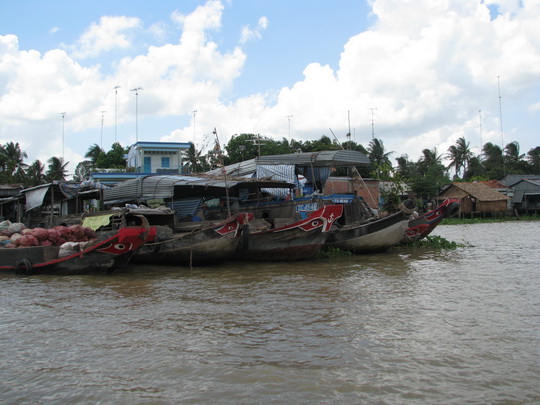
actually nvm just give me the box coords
[369,107,377,139]
[478,109,483,160]
[497,76,505,175]
[131,87,143,142]
[193,109,197,145]
[286,115,293,143]
[100,111,106,150]
[60,112,66,162]
[114,86,120,143]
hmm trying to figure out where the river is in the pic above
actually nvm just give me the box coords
[1,221,539,404]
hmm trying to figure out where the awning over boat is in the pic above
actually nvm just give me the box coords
[207,150,370,177]
[256,165,298,198]
[102,174,295,205]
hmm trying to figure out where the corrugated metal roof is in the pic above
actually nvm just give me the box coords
[207,150,370,176]
[102,174,294,204]
[257,150,370,167]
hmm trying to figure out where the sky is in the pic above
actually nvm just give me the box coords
[1,0,539,178]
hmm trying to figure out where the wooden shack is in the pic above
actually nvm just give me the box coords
[438,182,509,218]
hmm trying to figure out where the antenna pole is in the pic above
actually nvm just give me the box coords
[497,76,505,175]
[369,107,377,139]
[213,128,231,217]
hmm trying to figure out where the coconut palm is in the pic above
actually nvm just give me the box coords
[85,144,104,164]
[504,141,529,173]
[418,148,443,177]
[482,142,504,179]
[367,138,393,178]
[25,159,46,186]
[526,147,540,173]
[446,137,474,179]
[186,143,208,173]
[45,156,69,182]
[0,141,28,175]
[456,137,475,175]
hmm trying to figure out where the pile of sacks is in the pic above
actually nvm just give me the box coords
[0,221,98,249]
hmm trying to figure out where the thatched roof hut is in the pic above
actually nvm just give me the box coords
[438,182,509,217]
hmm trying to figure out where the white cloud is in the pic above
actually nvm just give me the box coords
[1,0,540,179]
[69,15,142,59]
[240,16,269,44]
[0,1,246,175]
[252,0,540,163]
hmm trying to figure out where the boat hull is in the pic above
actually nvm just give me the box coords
[232,205,343,262]
[131,215,245,266]
[326,211,409,253]
[401,200,460,244]
[0,226,153,276]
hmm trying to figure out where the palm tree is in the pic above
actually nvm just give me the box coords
[526,146,540,173]
[0,141,28,175]
[367,138,393,178]
[503,141,529,174]
[395,154,415,179]
[418,148,443,177]
[186,143,207,173]
[456,137,474,175]
[446,137,474,179]
[25,159,46,186]
[85,144,104,165]
[45,157,69,182]
[482,142,504,179]
[504,141,523,162]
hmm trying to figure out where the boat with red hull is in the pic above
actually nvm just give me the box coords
[0,222,155,276]
[131,214,248,266]
[400,199,460,244]
[232,205,343,262]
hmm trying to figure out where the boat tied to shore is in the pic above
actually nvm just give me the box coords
[0,211,155,275]
[400,199,461,244]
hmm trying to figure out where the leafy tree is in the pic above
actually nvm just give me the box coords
[73,161,93,181]
[302,135,338,152]
[45,157,69,182]
[463,156,485,180]
[95,142,127,168]
[224,134,263,164]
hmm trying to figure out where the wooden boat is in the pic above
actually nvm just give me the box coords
[232,205,343,262]
[325,210,409,253]
[130,213,248,266]
[400,199,460,244]
[0,216,155,276]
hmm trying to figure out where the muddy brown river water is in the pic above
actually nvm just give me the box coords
[1,221,539,404]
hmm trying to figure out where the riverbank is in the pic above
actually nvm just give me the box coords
[442,214,540,225]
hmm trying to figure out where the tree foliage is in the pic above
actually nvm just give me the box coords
[1,134,540,194]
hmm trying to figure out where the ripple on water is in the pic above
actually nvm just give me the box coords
[1,222,540,404]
